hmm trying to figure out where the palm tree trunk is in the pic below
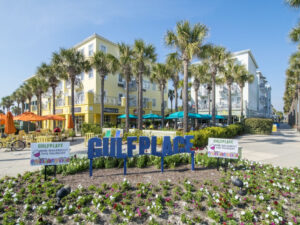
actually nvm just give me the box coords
[161,85,165,128]
[125,76,130,133]
[170,99,173,113]
[208,90,211,115]
[212,73,216,126]
[21,101,25,114]
[228,84,232,125]
[240,86,244,121]
[71,77,75,128]
[52,86,56,129]
[195,87,199,129]
[28,98,32,112]
[138,72,143,130]
[174,86,178,129]
[100,75,105,128]
[183,60,189,132]
[38,94,42,128]
[298,87,300,131]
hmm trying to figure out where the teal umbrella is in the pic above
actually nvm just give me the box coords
[143,114,162,119]
[165,111,204,119]
[200,114,225,119]
[118,114,137,119]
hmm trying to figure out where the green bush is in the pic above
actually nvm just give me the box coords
[188,123,244,148]
[244,118,273,134]
[81,123,102,135]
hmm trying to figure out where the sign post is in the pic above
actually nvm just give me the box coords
[31,142,70,180]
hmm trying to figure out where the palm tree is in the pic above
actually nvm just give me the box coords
[165,20,208,132]
[37,62,66,128]
[117,43,134,133]
[133,39,157,130]
[90,50,119,128]
[11,91,21,114]
[1,96,13,112]
[200,45,231,126]
[168,89,175,113]
[17,86,27,113]
[286,0,300,8]
[23,82,33,112]
[190,62,210,128]
[52,48,89,126]
[151,63,171,128]
[28,77,49,116]
[223,59,236,125]
[234,65,254,120]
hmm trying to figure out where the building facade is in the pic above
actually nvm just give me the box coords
[191,49,272,119]
[29,34,167,131]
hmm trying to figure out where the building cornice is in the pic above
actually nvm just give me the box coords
[232,49,258,69]
[73,33,118,49]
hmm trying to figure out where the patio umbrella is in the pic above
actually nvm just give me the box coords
[13,112,46,122]
[0,113,5,125]
[4,112,16,134]
[200,114,225,120]
[118,114,138,119]
[67,115,74,129]
[142,113,162,119]
[44,115,66,121]
[165,111,203,119]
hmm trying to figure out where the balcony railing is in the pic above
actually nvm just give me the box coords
[94,95,120,106]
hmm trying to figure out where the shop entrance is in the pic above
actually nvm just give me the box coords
[74,115,84,134]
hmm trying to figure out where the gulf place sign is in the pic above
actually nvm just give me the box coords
[88,136,195,176]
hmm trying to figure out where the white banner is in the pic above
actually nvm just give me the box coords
[30,142,70,166]
[207,138,239,159]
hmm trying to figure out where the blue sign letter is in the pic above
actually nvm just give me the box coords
[139,136,150,155]
[127,137,137,157]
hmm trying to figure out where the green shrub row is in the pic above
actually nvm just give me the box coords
[81,123,102,135]
[244,118,273,134]
[187,124,245,148]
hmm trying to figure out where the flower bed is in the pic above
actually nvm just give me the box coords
[0,154,299,224]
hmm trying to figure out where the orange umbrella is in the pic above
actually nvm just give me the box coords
[13,112,46,122]
[0,113,5,125]
[67,115,74,129]
[4,112,16,134]
[44,115,66,121]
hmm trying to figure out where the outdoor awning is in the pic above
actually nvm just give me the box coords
[118,114,138,119]
[143,114,162,119]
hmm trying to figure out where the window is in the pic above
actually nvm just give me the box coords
[104,115,110,123]
[143,80,150,90]
[88,44,94,56]
[143,97,149,108]
[104,74,108,80]
[100,44,107,53]
[129,95,136,107]
[66,80,71,88]
[118,93,123,105]
[88,70,93,78]
[88,89,94,93]
[164,101,167,109]
[118,74,123,82]
[152,83,156,90]
[152,99,156,107]
[79,48,84,56]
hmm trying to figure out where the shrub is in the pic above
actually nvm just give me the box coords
[81,123,102,135]
[244,118,273,134]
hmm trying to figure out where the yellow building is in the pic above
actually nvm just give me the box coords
[30,34,167,132]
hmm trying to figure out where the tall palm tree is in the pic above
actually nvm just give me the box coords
[234,65,254,120]
[52,48,89,126]
[117,43,134,133]
[133,39,157,130]
[1,96,13,112]
[90,50,119,128]
[165,20,208,132]
[168,89,175,113]
[28,77,49,116]
[17,86,27,113]
[200,45,231,126]
[190,62,210,128]
[223,59,236,125]
[150,63,171,128]
[23,82,33,112]
[37,62,66,128]
[286,0,300,8]
[11,91,21,114]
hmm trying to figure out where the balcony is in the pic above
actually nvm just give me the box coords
[118,81,125,88]
[94,95,120,106]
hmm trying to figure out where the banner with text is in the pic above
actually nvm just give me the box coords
[208,138,239,159]
[31,142,70,166]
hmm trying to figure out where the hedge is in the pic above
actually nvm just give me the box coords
[244,118,273,134]
[187,124,245,148]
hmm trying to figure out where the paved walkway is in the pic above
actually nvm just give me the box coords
[238,123,300,168]
[0,123,299,178]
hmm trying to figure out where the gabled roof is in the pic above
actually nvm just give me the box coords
[73,33,118,49]
[232,49,258,69]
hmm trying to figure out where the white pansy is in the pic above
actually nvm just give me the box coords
[241,211,245,215]
[267,206,271,211]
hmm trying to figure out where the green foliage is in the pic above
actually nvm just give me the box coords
[81,123,102,135]
[244,118,273,134]
[188,123,244,147]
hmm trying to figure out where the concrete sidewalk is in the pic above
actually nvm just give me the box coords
[237,123,300,168]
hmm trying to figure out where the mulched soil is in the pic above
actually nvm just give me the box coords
[59,165,223,190]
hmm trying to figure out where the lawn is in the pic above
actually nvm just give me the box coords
[0,153,299,225]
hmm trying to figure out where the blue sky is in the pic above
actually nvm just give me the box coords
[0,0,298,111]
